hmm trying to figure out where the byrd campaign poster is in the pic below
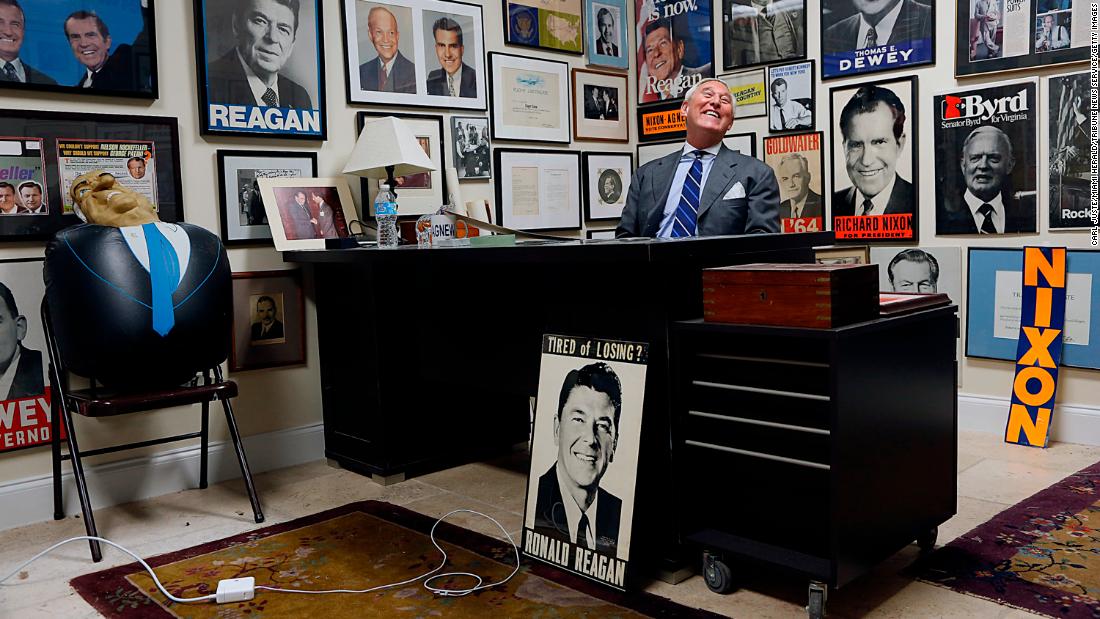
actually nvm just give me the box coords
[933,79,1038,235]
[523,334,648,590]
[56,140,157,214]
[763,132,825,234]
[821,0,934,79]
[0,138,48,216]
[635,0,714,104]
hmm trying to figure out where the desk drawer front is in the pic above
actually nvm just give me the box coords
[684,413,830,466]
[689,382,832,431]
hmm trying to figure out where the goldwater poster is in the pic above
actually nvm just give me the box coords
[635,0,714,103]
[763,132,825,234]
[523,334,648,590]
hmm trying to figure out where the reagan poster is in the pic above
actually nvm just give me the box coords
[635,0,714,103]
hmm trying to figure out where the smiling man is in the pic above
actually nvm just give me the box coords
[17,181,44,214]
[0,0,55,84]
[65,9,143,90]
[617,78,779,237]
[534,362,623,555]
[425,17,474,97]
[594,7,618,56]
[640,18,711,103]
[207,0,313,109]
[832,84,913,218]
[359,5,415,93]
[940,125,1034,234]
[887,248,939,293]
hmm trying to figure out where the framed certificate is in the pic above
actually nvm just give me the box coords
[493,148,581,230]
[489,52,571,143]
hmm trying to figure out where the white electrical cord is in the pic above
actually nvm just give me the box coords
[0,509,520,603]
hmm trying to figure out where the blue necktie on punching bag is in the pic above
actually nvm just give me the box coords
[142,223,181,336]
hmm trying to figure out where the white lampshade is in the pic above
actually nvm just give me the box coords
[343,116,437,178]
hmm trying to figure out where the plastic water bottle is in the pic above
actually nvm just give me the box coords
[375,184,399,248]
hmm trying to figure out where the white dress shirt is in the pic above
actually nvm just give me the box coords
[857,174,897,217]
[0,58,27,82]
[0,345,22,400]
[238,51,279,106]
[657,142,722,237]
[964,190,1005,233]
[555,463,598,548]
[857,0,904,48]
[444,64,463,96]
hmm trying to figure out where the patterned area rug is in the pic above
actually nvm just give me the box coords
[915,460,1100,618]
[70,500,718,618]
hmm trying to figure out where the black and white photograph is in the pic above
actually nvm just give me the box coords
[522,334,648,590]
[722,0,806,71]
[870,247,962,301]
[956,0,1090,76]
[342,0,486,109]
[763,132,825,234]
[767,60,814,133]
[933,79,1037,235]
[821,0,934,80]
[450,116,490,180]
[572,68,629,142]
[636,0,714,103]
[217,150,318,246]
[0,258,53,454]
[586,0,629,69]
[583,152,632,221]
[829,75,917,242]
[0,0,157,99]
[1047,71,1091,230]
[230,270,305,372]
[194,0,326,139]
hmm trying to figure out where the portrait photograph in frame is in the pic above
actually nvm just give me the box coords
[722,0,806,72]
[572,68,629,142]
[256,177,358,251]
[451,116,491,180]
[814,245,869,264]
[636,133,755,166]
[1046,70,1092,230]
[829,75,918,243]
[357,112,447,216]
[718,69,767,119]
[763,132,825,234]
[586,0,630,69]
[341,0,487,110]
[870,246,962,301]
[0,0,158,99]
[636,0,714,104]
[821,0,934,80]
[582,151,632,221]
[489,52,571,143]
[230,270,306,372]
[217,150,318,246]
[493,148,581,231]
[0,109,183,241]
[766,60,815,134]
[956,0,1091,77]
[505,0,584,54]
[966,247,1100,370]
[194,0,326,139]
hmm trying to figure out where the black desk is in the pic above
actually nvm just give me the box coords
[285,231,832,578]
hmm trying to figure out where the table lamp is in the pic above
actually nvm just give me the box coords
[343,116,437,199]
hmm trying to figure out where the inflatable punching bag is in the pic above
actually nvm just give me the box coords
[43,223,232,390]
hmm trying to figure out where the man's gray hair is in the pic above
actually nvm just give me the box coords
[779,152,809,173]
[683,78,737,111]
[961,125,1015,162]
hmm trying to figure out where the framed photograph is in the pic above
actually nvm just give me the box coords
[586,0,629,69]
[718,69,767,119]
[573,69,629,142]
[637,133,755,166]
[723,131,757,158]
[341,0,487,110]
[583,151,632,221]
[956,0,1090,77]
[357,112,446,216]
[256,177,358,251]
[829,75,918,243]
[870,247,962,303]
[636,0,714,104]
[587,228,617,239]
[489,52,571,143]
[493,148,581,231]
[722,0,806,72]
[814,245,868,264]
[821,0,934,80]
[505,0,584,54]
[0,0,157,98]
[637,100,685,143]
[194,0,326,139]
[230,270,306,372]
[1046,70,1091,230]
[450,116,491,180]
[522,334,649,590]
[933,78,1037,236]
[216,150,318,246]
[766,60,815,133]
[966,248,1100,370]
[0,109,182,241]
[763,132,825,234]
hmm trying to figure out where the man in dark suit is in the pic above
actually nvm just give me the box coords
[0,0,56,85]
[617,78,779,237]
[533,362,623,556]
[584,86,605,120]
[823,0,933,54]
[0,281,44,400]
[831,84,914,217]
[939,125,1035,234]
[425,17,475,98]
[358,6,415,94]
[207,0,313,109]
[594,7,619,56]
[776,153,822,220]
[65,10,145,90]
[250,295,284,341]
[640,19,713,103]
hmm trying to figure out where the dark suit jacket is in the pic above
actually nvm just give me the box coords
[616,144,780,238]
[780,190,822,219]
[251,319,285,341]
[207,50,313,109]
[532,465,621,556]
[22,61,56,85]
[426,63,475,97]
[831,175,914,217]
[824,0,933,54]
[6,345,44,400]
[584,95,604,119]
[595,40,618,56]
[359,52,416,93]
[938,191,1037,234]
[77,43,139,90]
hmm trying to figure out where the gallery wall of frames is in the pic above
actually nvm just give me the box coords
[0,0,1095,478]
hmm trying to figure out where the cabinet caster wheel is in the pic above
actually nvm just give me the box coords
[917,526,938,553]
[807,581,827,619]
[703,553,734,594]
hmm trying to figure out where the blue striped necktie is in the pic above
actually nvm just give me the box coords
[672,150,704,237]
[142,223,181,337]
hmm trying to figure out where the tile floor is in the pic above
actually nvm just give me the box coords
[1,430,1097,618]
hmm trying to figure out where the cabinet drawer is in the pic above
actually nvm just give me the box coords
[683,413,830,467]
[689,381,832,432]
[688,353,831,397]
